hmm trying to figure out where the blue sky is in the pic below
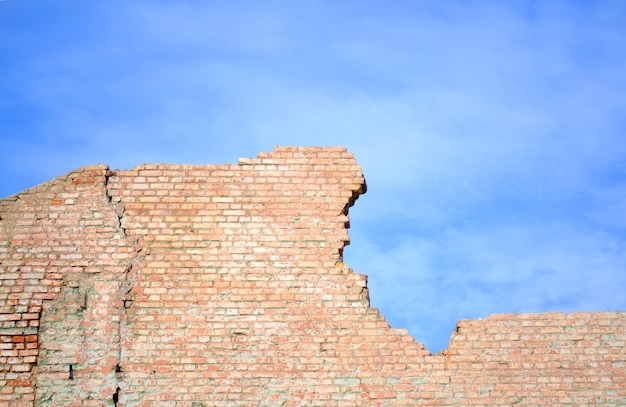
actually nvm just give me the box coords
[2,1,626,351]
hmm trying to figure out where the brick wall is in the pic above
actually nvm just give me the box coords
[1,146,624,406]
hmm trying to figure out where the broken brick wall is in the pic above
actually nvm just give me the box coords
[1,146,625,406]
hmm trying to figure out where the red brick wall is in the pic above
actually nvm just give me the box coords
[448,312,626,405]
[1,146,625,406]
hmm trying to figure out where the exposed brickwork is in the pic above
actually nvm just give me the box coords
[448,312,626,405]
[1,146,625,406]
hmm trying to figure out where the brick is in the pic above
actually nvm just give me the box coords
[1,147,625,405]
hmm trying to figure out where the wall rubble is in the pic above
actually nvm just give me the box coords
[0,146,624,406]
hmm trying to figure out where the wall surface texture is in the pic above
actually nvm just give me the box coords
[1,146,625,406]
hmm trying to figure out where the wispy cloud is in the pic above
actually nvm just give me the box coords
[348,219,626,351]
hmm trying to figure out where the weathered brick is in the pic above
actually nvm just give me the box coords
[1,147,625,405]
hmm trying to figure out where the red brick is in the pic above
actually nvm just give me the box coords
[1,147,624,405]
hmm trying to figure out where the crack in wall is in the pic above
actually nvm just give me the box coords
[105,169,128,405]
[104,168,145,406]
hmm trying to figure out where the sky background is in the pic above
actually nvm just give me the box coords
[2,1,626,352]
